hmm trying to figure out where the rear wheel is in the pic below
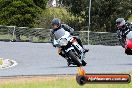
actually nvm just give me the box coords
[82,60,87,66]
[67,50,82,67]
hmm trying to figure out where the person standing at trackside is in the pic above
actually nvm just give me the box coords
[116,18,132,47]
[50,18,89,59]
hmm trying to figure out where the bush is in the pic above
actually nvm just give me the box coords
[128,16,132,22]
[34,7,84,31]
[0,0,48,27]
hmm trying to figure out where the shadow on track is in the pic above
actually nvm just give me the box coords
[116,63,132,66]
[49,65,78,68]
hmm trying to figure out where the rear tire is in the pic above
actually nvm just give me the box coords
[82,60,87,66]
[67,50,82,67]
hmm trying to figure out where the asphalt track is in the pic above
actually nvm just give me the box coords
[0,42,132,76]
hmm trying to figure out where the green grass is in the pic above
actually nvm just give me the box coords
[128,16,132,22]
[0,34,49,42]
[0,59,3,65]
[0,34,11,40]
[0,76,131,88]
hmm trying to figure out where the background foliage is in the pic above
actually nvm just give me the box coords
[0,0,132,32]
[61,0,132,32]
[0,0,47,27]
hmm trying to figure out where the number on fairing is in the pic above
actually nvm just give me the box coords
[73,42,83,51]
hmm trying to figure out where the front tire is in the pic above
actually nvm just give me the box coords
[125,48,132,55]
[67,50,82,67]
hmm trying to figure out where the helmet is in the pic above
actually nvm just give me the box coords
[116,18,126,28]
[51,18,61,26]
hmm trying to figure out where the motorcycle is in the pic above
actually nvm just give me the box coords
[125,31,132,55]
[53,30,87,67]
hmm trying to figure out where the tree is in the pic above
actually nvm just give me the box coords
[61,0,132,32]
[60,0,86,16]
[0,0,47,27]
[89,0,132,32]
[33,0,48,9]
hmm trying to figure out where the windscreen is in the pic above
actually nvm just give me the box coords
[126,31,132,40]
[54,28,66,40]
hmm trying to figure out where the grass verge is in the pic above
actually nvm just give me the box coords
[0,74,131,88]
[0,59,3,65]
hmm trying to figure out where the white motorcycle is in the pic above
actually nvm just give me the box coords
[53,31,87,67]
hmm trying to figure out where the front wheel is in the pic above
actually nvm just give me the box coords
[125,48,132,55]
[67,50,82,67]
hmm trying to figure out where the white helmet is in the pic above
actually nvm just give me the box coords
[116,18,126,28]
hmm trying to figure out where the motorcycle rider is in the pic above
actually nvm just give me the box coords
[116,18,132,47]
[50,18,89,60]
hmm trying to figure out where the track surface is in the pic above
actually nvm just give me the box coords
[0,42,132,76]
